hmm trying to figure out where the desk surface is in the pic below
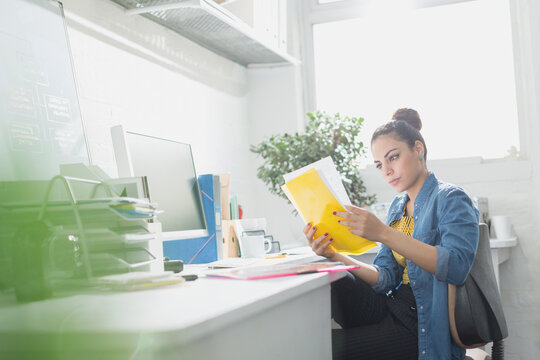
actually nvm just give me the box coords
[0,251,342,357]
[1,242,518,359]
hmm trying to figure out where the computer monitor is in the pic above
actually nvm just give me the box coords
[111,125,208,241]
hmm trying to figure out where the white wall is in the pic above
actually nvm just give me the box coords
[61,0,257,212]
[247,65,305,247]
[244,0,314,248]
[488,1,540,357]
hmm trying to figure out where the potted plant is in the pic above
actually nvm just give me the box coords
[250,111,376,210]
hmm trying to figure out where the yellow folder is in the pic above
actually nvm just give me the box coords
[282,168,376,255]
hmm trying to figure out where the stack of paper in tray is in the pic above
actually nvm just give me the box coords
[109,197,161,218]
[281,157,376,255]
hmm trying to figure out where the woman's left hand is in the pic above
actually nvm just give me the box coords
[334,205,387,242]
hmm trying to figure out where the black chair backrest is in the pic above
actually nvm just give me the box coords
[451,223,509,347]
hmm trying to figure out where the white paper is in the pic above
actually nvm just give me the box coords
[283,157,352,207]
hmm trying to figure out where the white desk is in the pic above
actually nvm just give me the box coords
[0,252,341,360]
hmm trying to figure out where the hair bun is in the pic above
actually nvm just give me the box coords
[391,108,422,131]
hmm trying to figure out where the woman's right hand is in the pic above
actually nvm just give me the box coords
[303,222,336,259]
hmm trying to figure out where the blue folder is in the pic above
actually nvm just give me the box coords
[163,174,222,264]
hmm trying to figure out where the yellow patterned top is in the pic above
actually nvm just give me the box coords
[389,215,414,285]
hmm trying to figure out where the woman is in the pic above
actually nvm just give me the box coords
[304,109,479,360]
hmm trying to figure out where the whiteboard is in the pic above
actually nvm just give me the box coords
[0,0,90,182]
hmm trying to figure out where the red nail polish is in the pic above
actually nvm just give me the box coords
[324,233,328,236]
[329,238,333,242]
[333,211,336,215]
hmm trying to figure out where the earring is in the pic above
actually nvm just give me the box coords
[420,156,424,160]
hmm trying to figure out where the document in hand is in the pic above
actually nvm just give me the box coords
[281,157,376,255]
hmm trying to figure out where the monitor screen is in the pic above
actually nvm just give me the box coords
[120,130,208,240]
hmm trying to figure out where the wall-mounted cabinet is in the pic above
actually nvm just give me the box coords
[220,0,288,53]
[110,0,300,67]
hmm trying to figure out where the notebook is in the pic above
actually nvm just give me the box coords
[93,271,183,290]
[95,271,174,284]
[206,262,360,280]
[207,257,262,269]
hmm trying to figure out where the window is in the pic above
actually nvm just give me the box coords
[312,0,519,161]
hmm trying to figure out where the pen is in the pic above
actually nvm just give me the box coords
[386,281,403,299]
[265,254,287,259]
[298,270,318,275]
[139,278,185,288]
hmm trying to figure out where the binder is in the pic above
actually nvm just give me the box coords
[219,173,231,220]
[163,174,223,264]
[213,175,223,259]
[282,168,376,255]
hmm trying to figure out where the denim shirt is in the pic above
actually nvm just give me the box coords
[371,172,479,360]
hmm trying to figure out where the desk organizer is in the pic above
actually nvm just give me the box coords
[1,175,161,301]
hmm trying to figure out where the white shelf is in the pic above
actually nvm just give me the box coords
[110,0,300,67]
[489,236,518,249]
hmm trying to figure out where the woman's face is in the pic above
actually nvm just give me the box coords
[371,134,424,193]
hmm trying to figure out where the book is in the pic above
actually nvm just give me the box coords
[229,193,239,220]
[281,157,376,255]
[213,175,223,259]
[206,262,360,280]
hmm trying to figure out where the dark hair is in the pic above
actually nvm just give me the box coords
[371,108,428,159]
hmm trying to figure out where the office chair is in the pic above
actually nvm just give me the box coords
[449,223,509,360]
